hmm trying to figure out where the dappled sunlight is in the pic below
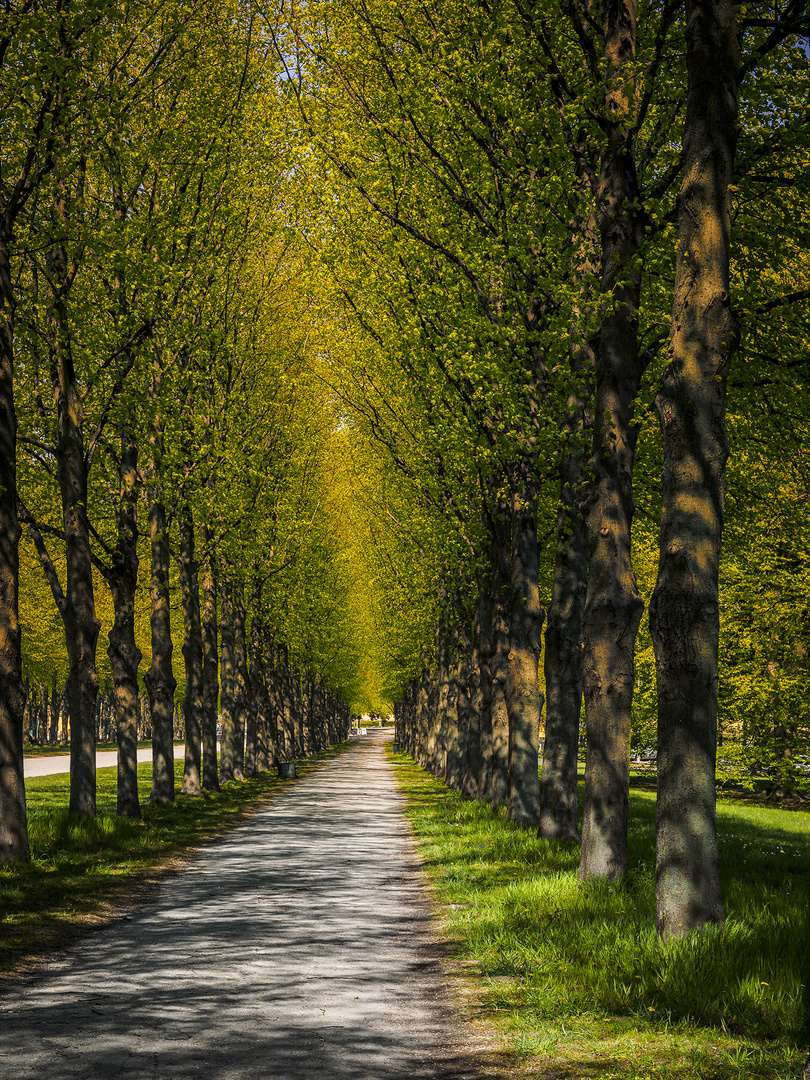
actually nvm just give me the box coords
[0,735,505,1080]
[392,751,809,1077]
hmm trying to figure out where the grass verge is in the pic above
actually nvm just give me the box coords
[388,744,810,1080]
[1,745,347,979]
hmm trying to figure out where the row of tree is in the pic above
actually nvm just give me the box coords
[22,681,184,746]
[1,1,806,950]
[284,0,809,939]
[0,1,372,863]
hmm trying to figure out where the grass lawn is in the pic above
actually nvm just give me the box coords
[388,744,809,1080]
[1,745,346,978]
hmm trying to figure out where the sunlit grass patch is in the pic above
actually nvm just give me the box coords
[388,744,809,1080]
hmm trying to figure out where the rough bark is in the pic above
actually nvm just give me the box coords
[649,0,738,938]
[232,584,247,779]
[579,0,645,882]
[245,619,263,777]
[416,660,430,770]
[443,623,466,792]
[107,432,142,819]
[506,494,543,824]
[539,265,593,841]
[488,543,511,810]
[462,602,484,798]
[262,635,280,767]
[433,622,450,777]
[253,626,272,770]
[539,451,589,840]
[218,574,236,782]
[0,233,28,860]
[60,400,102,818]
[145,484,176,805]
[178,505,203,796]
[274,646,290,760]
[200,529,219,791]
[292,667,304,759]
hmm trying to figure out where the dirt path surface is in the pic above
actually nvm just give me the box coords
[0,731,503,1080]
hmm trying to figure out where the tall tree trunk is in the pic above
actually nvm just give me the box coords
[263,636,281,766]
[539,450,589,840]
[56,348,101,820]
[0,235,28,861]
[145,478,176,805]
[649,0,738,938]
[219,574,236,782]
[463,599,486,799]
[178,504,203,796]
[107,432,142,818]
[276,646,293,761]
[579,0,645,882]
[292,668,304,759]
[232,584,247,779]
[488,541,511,810]
[200,529,219,790]
[427,629,444,775]
[243,612,260,776]
[539,242,593,840]
[444,623,465,792]
[415,659,430,769]
[506,493,543,824]
[251,621,271,771]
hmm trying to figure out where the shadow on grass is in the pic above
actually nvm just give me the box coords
[390,747,809,1079]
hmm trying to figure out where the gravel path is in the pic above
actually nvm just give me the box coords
[0,731,501,1079]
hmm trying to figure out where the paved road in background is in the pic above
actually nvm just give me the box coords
[1,731,500,1079]
[23,748,156,779]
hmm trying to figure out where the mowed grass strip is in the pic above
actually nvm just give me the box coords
[1,744,347,976]
[388,744,810,1080]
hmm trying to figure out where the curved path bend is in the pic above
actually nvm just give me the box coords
[0,731,503,1080]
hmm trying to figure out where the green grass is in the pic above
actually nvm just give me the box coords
[1,745,347,976]
[389,745,810,1080]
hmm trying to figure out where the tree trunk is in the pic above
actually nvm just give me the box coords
[200,529,219,791]
[263,636,281,766]
[506,494,543,824]
[579,0,645,882]
[462,600,485,799]
[49,679,60,745]
[488,541,510,810]
[219,574,236,782]
[275,646,291,761]
[107,432,142,819]
[145,483,176,805]
[178,505,203,796]
[444,623,466,792]
[243,614,260,776]
[0,235,28,860]
[649,0,738,938]
[232,584,247,779]
[252,621,271,771]
[58,377,101,819]
[539,448,589,840]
